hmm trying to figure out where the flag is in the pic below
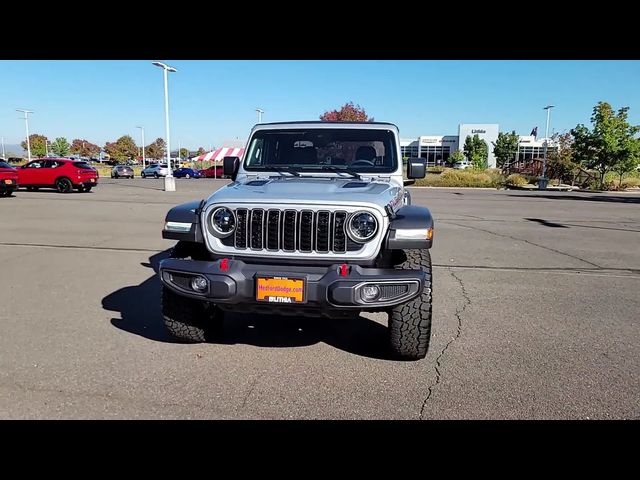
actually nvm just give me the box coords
[530,127,538,137]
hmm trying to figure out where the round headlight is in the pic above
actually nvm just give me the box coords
[347,211,378,242]
[210,207,236,237]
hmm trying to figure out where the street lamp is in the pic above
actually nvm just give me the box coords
[16,109,33,162]
[152,61,177,191]
[540,104,554,189]
[136,126,146,168]
[255,108,264,123]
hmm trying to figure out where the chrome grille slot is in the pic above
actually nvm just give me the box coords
[333,212,347,253]
[266,210,280,250]
[316,211,330,252]
[250,209,264,249]
[235,209,248,248]
[298,210,314,252]
[282,210,297,251]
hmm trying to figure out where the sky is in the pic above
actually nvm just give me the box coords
[1,60,639,152]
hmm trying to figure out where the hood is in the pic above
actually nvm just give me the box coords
[0,167,18,176]
[207,176,403,213]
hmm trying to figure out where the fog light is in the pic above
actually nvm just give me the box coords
[190,275,208,292]
[361,285,381,302]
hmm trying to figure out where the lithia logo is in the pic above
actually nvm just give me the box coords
[472,129,486,134]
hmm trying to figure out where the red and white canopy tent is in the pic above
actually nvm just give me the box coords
[191,147,245,163]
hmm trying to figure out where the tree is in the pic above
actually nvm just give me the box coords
[51,137,70,157]
[449,150,465,165]
[196,147,206,156]
[463,134,488,169]
[320,102,373,122]
[21,134,48,157]
[104,135,138,163]
[571,102,640,189]
[492,131,519,169]
[178,148,189,158]
[70,139,100,158]
[145,138,166,160]
[547,132,579,184]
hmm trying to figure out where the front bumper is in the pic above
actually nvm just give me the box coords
[0,179,17,192]
[158,258,426,315]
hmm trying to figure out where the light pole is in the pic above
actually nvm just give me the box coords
[152,61,177,191]
[255,108,264,123]
[16,109,33,162]
[1,137,5,159]
[136,126,146,168]
[540,105,554,189]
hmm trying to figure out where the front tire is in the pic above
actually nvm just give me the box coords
[388,249,433,360]
[141,172,146,178]
[161,286,223,343]
[154,173,159,178]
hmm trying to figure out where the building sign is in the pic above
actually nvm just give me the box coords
[471,129,486,134]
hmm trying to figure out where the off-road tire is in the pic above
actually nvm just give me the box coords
[161,285,223,343]
[388,249,433,360]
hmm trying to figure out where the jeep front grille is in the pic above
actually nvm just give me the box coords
[230,208,356,253]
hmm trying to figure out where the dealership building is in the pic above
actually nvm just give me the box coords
[400,123,556,168]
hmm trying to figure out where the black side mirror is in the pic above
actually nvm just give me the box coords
[223,156,240,181]
[407,157,426,179]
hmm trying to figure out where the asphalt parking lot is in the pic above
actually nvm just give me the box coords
[1,178,639,419]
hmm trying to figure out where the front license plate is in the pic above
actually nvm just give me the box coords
[256,276,305,303]
[90,178,96,182]
[4,179,13,185]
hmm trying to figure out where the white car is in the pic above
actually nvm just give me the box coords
[141,164,169,178]
[452,161,472,170]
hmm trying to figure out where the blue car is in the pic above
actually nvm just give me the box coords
[172,167,202,179]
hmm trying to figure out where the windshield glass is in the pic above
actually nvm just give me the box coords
[243,128,397,174]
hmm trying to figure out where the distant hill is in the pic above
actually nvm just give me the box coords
[2,144,25,158]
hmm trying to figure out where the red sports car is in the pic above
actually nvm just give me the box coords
[198,165,224,178]
[0,160,18,197]
[17,158,99,193]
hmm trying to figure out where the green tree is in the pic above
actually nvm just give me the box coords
[463,134,488,169]
[571,102,640,189]
[145,138,166,160]
[50,137,70,157]
[104,135,138,162]
[178,148,189,158]
[320,102,373,122]
[547,132,579,184]
[492,131,519,169]
[21,134,48,157]
[70,139,100,157]
[196,147,206,156]
[449,150,465,165]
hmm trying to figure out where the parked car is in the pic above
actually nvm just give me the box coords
[453,160,472,170]
[0,160,18,197]
[198,165,225,178]
[111,165,134,178]
[141,164,169,178]
[16,158,98,193]
[173,167,202,179]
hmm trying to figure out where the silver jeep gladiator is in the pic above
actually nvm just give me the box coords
[159,121,434,360]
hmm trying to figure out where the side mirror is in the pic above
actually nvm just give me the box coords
[407,157,426,179]
[223,156,240,181]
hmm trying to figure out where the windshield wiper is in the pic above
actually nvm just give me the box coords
[320,165,361,179]
[257,166,301,177]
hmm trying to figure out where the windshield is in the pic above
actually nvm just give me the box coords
[243,128,397,174]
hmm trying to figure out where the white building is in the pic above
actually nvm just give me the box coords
[401,124,556,168]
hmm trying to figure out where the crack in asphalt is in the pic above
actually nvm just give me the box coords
[419,268,471,420]
[240,377,259,410]
[441,220,603,269]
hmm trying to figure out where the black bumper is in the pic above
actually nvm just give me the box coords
[0,180,17,192]
[158,258,427,315]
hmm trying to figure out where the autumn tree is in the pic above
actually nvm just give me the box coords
[547,132,579,184]
[463,134,488,169]
[145,138,166,160]
[70,139,100,157]
[104,135,138,163]
[320,102,373,122]
[178,148,189,158]
[21,134,48,157]
[196,147,206,156]
[571,102,640,189]
[492,131,519,169]
[51,137,70,157]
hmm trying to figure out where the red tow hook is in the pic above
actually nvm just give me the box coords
[339,263,348,277]
[220,258,229,271]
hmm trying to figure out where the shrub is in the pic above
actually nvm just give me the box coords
[621,177,640,188]
[413,169,504,188]
[505,174,528,187]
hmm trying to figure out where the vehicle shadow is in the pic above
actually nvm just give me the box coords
[103,249,393,360]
